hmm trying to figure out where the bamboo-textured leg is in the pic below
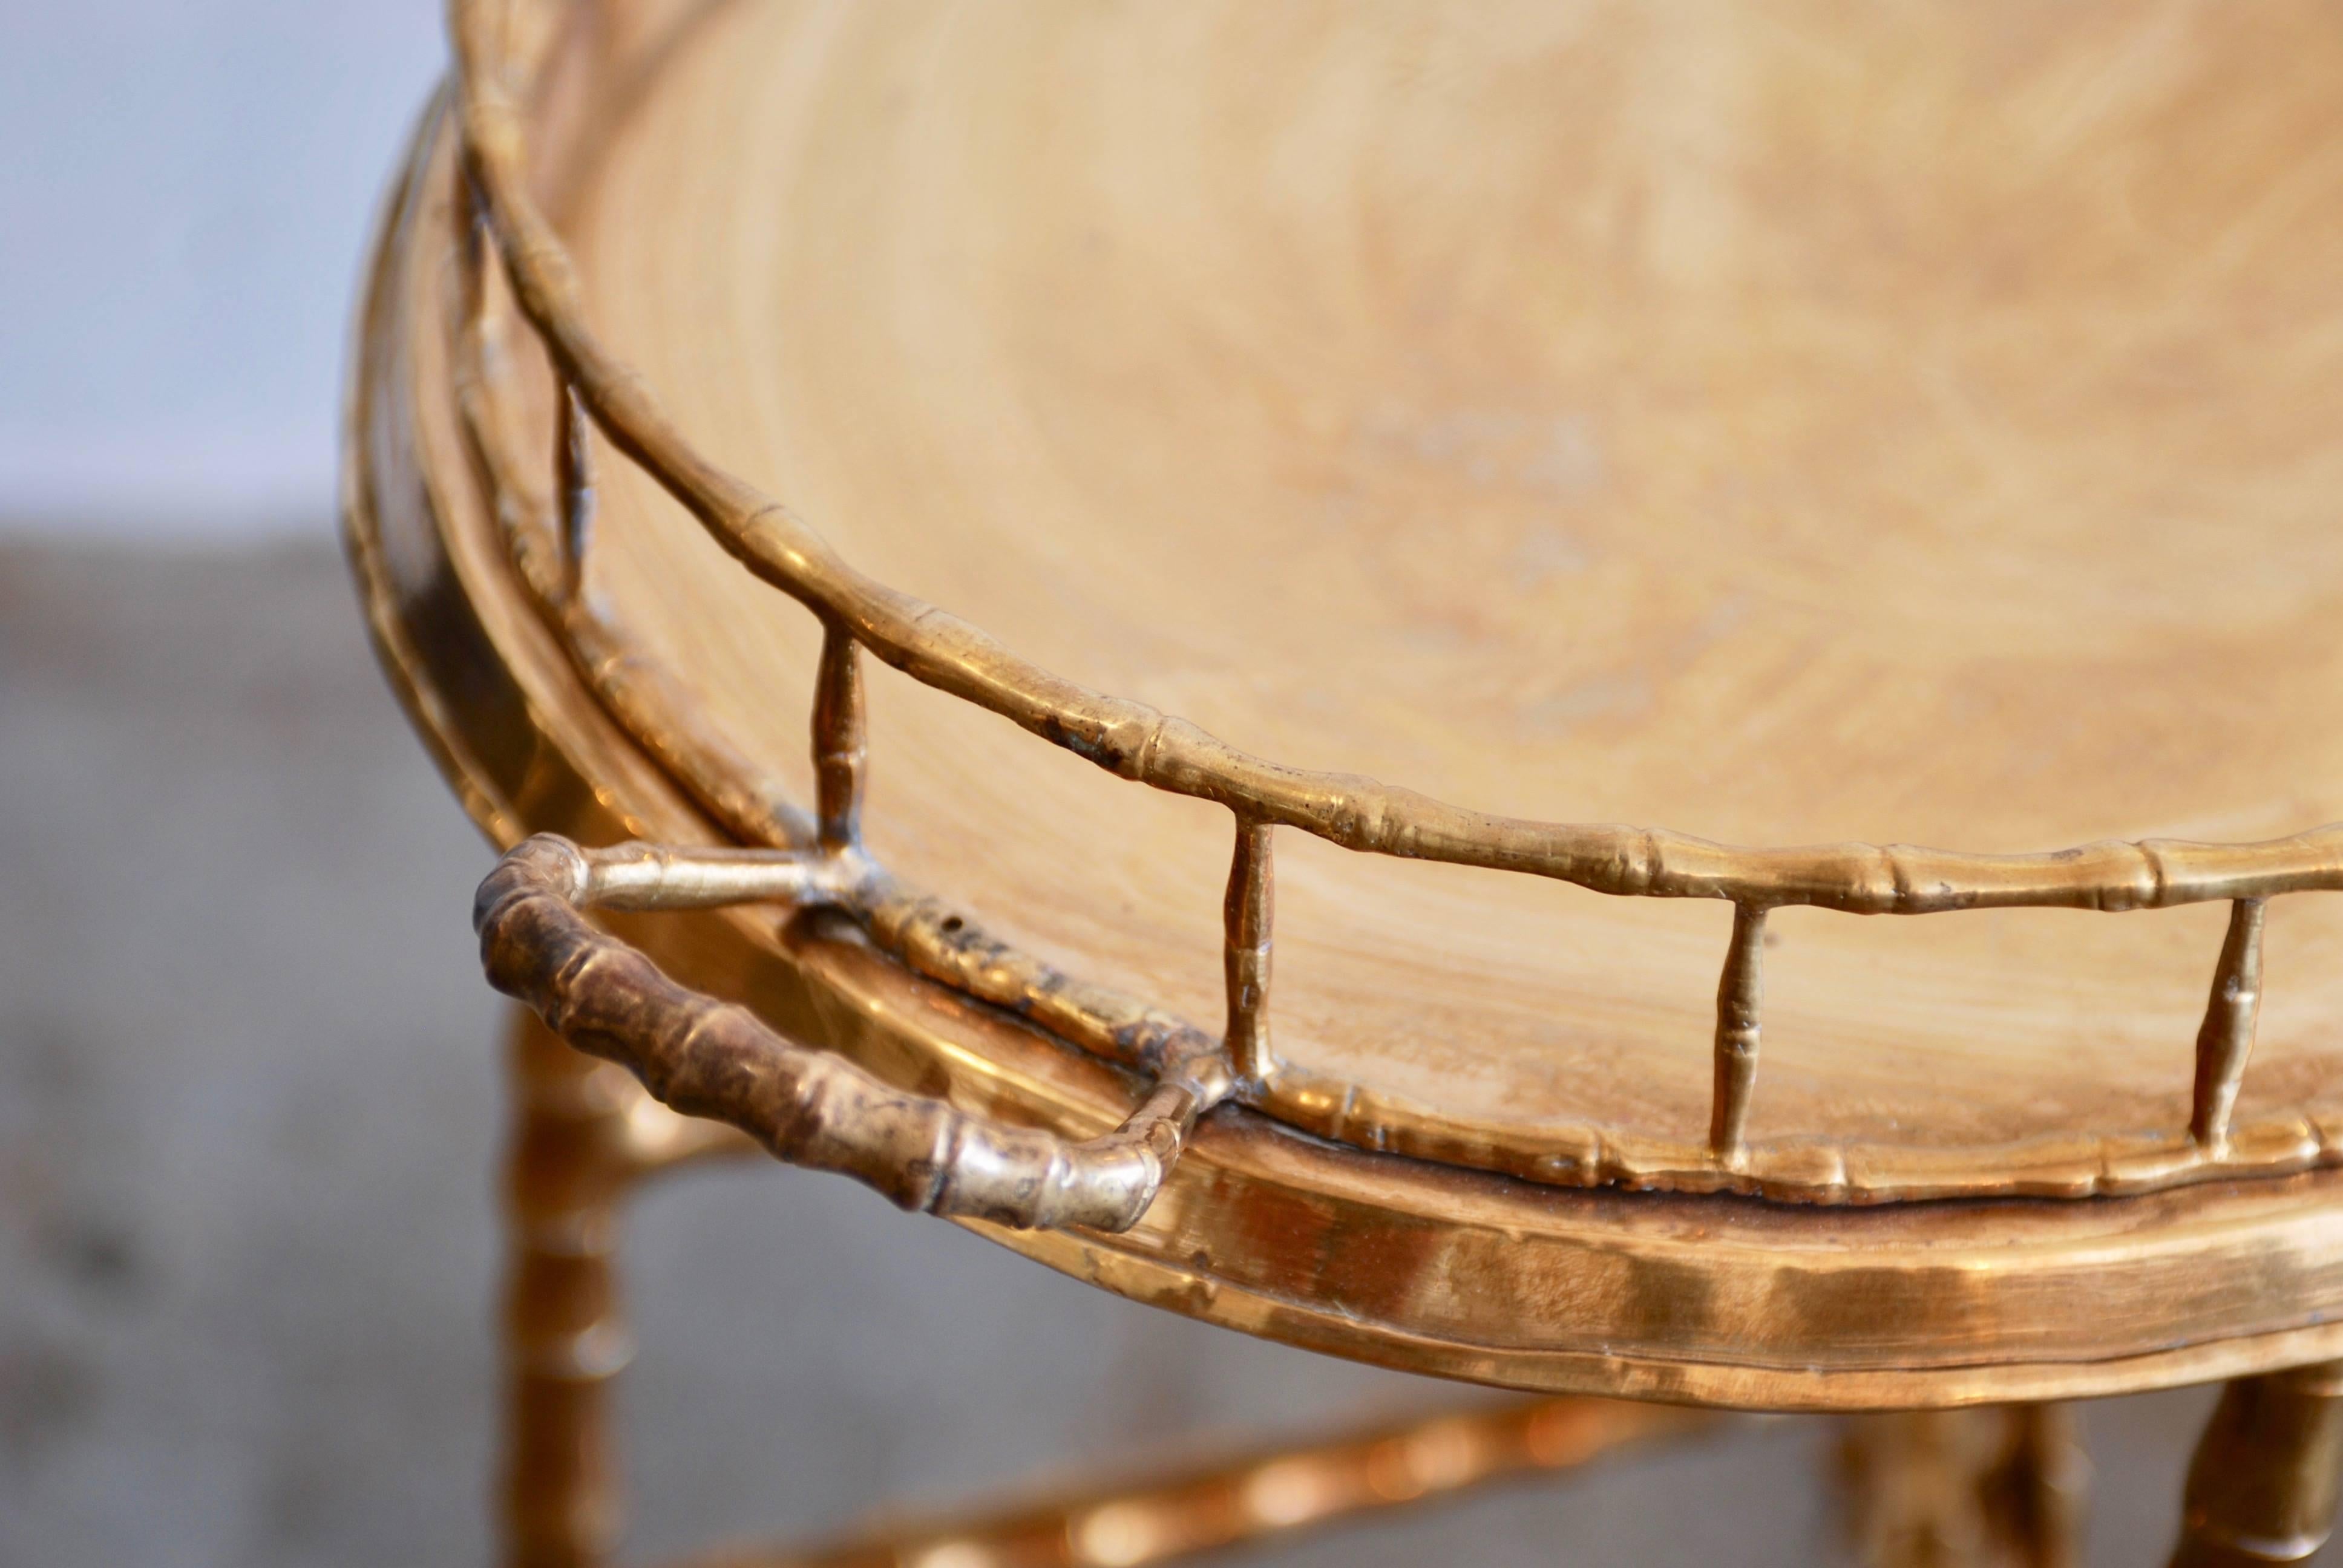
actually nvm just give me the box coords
[2169,1362,2343,1567]
[504,1009,637,1568]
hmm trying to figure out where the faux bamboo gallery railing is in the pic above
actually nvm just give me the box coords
[453,0,2343,1226]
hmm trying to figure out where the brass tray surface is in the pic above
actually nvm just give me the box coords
[537,0,2343,1200]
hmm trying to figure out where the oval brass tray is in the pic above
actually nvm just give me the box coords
[349,0,2343,1405]
[454,0,2343,1203]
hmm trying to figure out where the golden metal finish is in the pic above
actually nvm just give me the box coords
[436,0,2343,1209]
[344,0,2343,1413]
[1708,903,1767,1166]
[1220,822,1274,1089]
[341,8,2343,1562]
[451,0,2343,912]
[2192,901,2269,1153]
[810,622,866,857]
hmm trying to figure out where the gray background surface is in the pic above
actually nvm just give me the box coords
[0,2,438,535]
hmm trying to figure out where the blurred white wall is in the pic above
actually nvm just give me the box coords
[0,3,444,538]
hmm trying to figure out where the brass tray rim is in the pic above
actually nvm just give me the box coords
[345,87,2343,1405]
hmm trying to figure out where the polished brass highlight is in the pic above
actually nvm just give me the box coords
[2169,1362,2343,1567]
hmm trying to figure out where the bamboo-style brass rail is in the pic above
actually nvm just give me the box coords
[445,0,2343,1209]
[477,835,1232,1233]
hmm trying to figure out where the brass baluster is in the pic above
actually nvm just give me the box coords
[554,381,593,607]
[1224,819,1274,1085]
[1710,903,1768,1166]
[2191,898,2267,1151]
[811,620,866,855]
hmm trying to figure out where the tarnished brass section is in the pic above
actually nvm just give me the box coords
[1709,904,1768,1167]
[2169,1362,2343,1567]
[676,1396,1717,1568]
[2192,900,2269,1152]
[476,835,1230,1232]
[1842,1405,2085,1568]
[1222,821,1274,1087]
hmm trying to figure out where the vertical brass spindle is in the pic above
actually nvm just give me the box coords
[457,169,488,324]
[811,618,867,854]
[554,382,594,606]
[2169,1361,2343,1567]
[1224,818,1275,1085]
[503,1010,635,1568]
[2191,898,2267,1151]
[1709,903,1768,1165]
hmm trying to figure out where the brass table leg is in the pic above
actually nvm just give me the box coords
[1842,1405,2085,1568]
[503,1010,635,1568]
[2169,1362,2343,1568]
